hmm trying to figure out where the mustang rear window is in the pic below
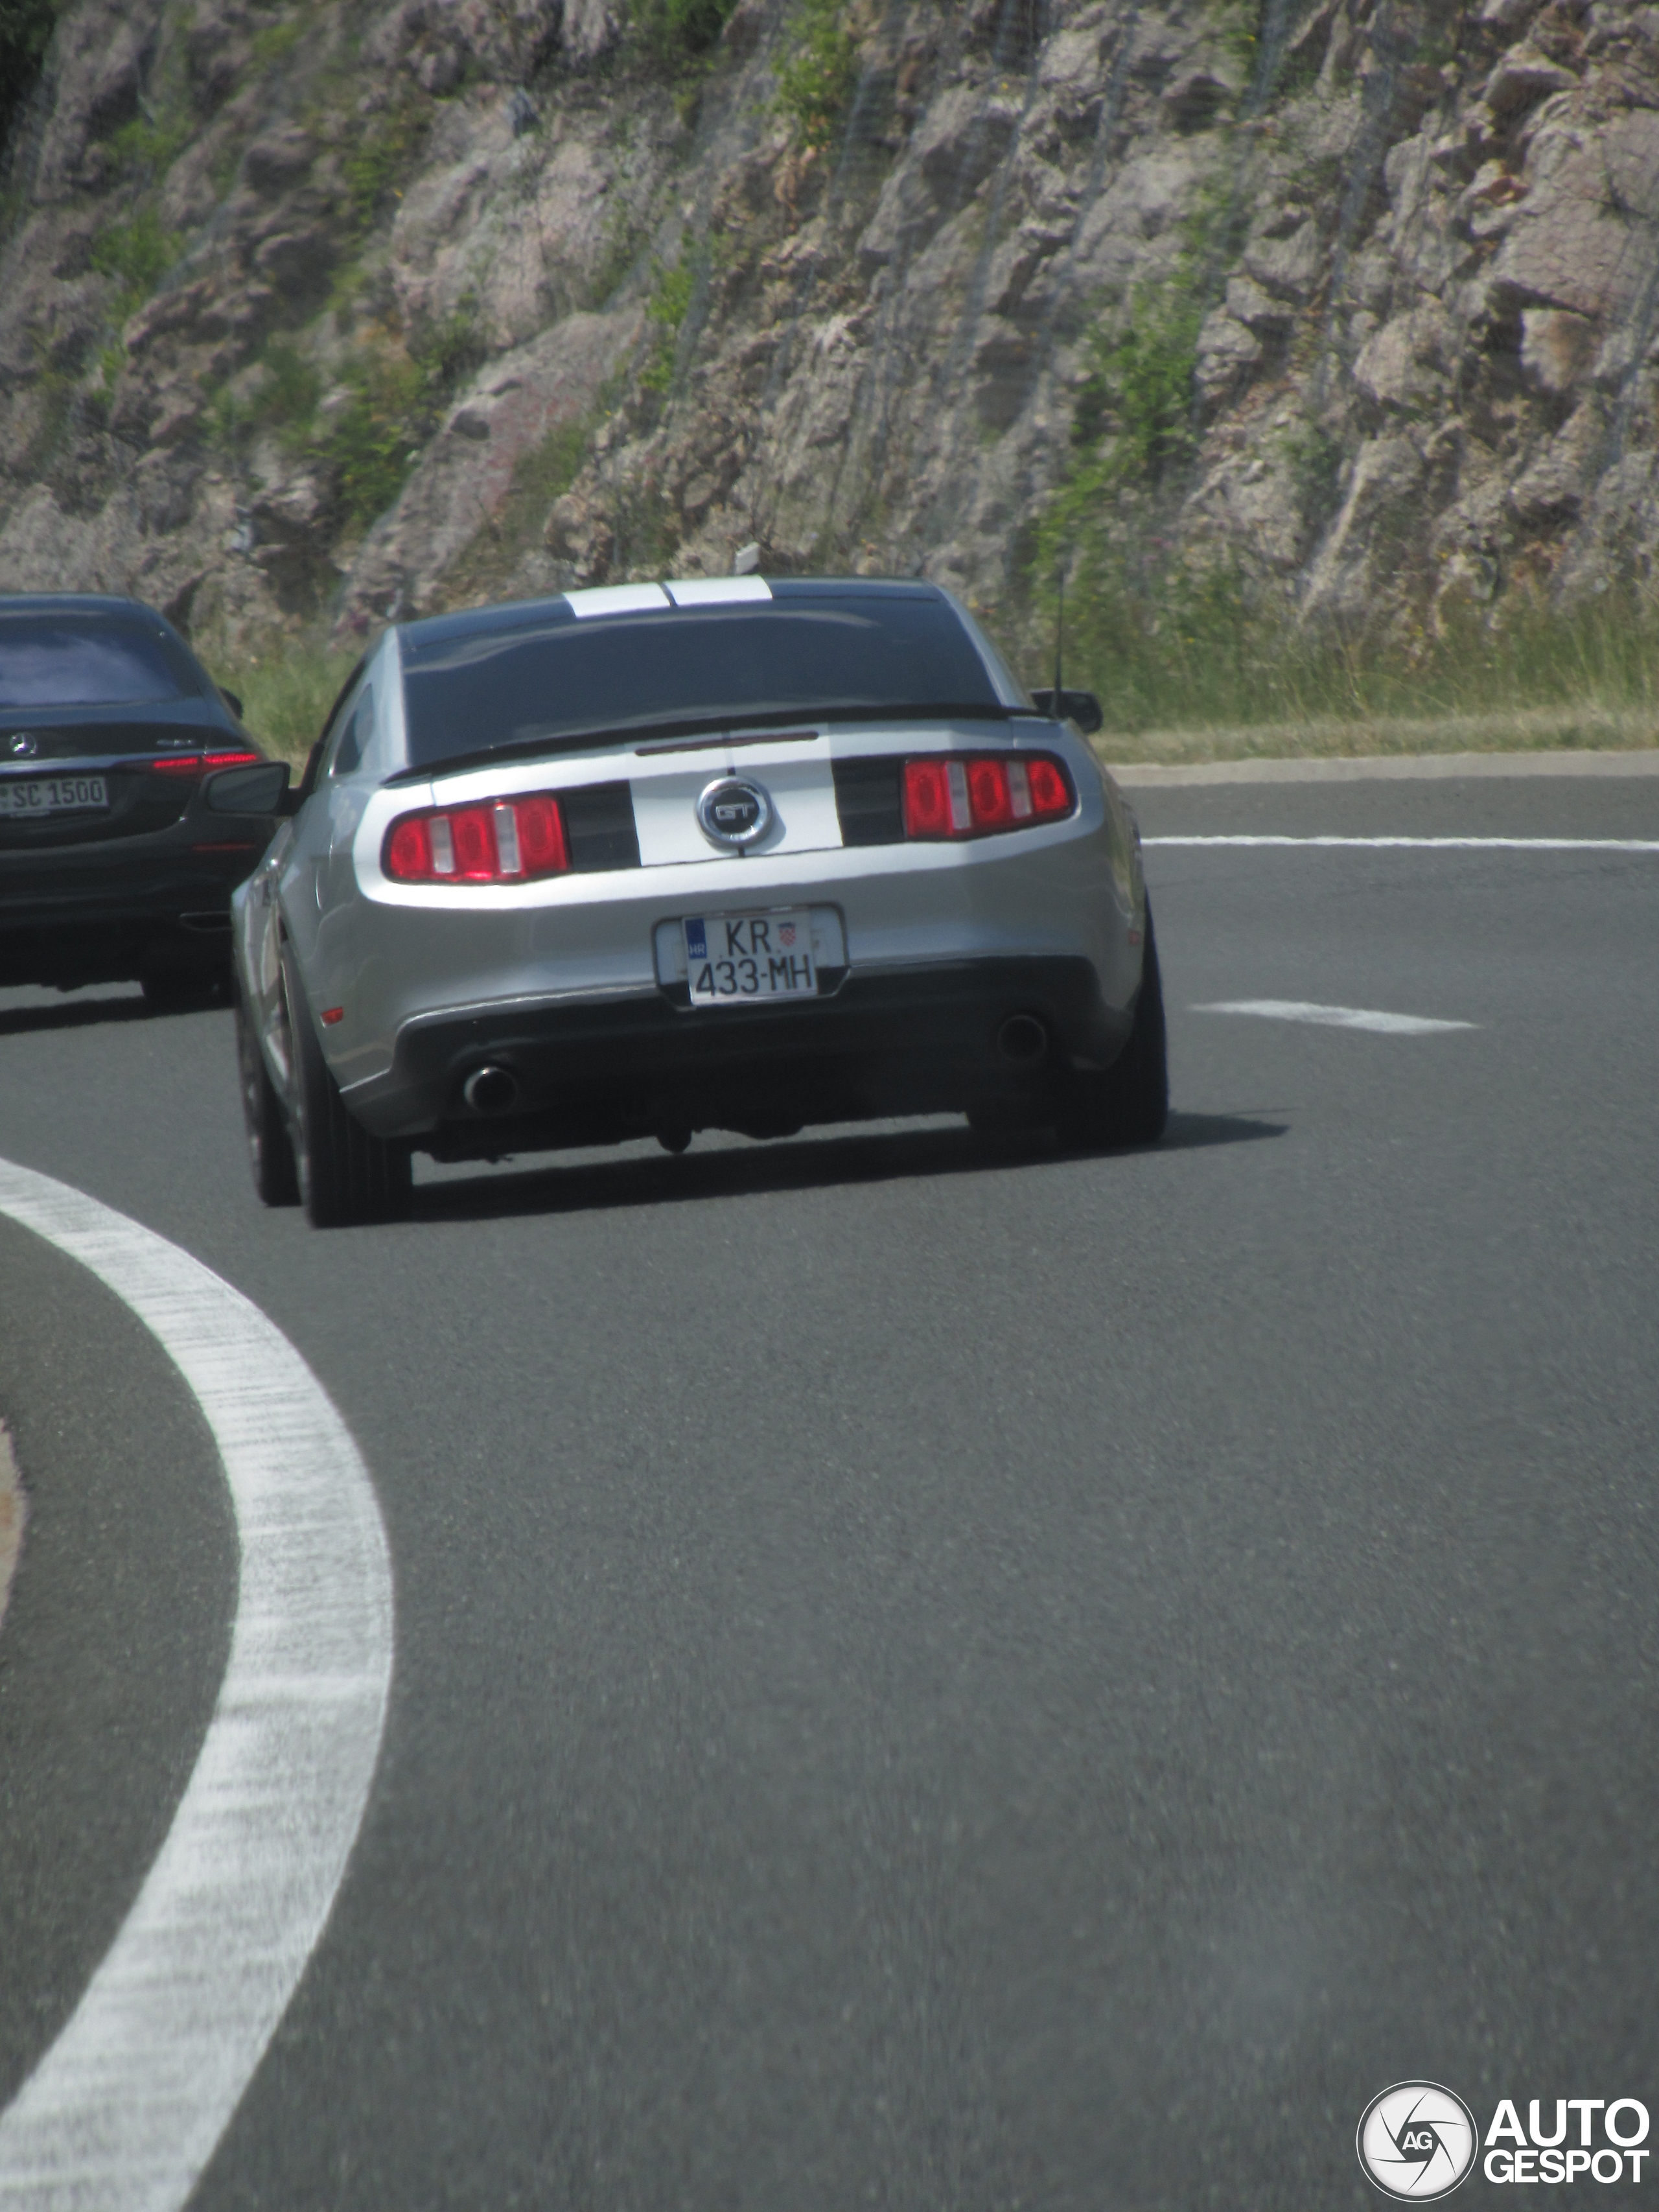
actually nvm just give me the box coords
[400,599,1004,765]
[0,618,198,708]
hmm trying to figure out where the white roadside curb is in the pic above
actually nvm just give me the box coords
[0,1159,393,2212]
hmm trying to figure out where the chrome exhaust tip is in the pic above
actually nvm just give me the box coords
[463,1065,520,1115]
[996,1014,1049,1067]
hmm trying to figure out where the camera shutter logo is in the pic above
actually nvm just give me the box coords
[1358,2082,1478,2200]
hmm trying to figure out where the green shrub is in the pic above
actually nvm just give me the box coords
[774,0,857,151]
[250,12,306,67]
[634,0,740,60]
[261,339,325,434]
[0,0,58,146]
[523,415,592,506]
[205,338,323,454]
[88,208,180,314]
[640,255,697,393]
[1063,295,1203,487]
[321,345,426,525]
[207,380,252,449]
[343,97,429,226]
[412,296,487,402]
[102,111,192,181]
[311,310,491,526]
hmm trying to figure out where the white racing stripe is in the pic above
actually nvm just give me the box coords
[0,1158,393,2212]
[1145,835,1659,850]
[1194,999,1475,1035]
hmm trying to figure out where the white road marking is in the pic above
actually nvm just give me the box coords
[1194,1000,1475,1035]
[0,1423,23,1636]
[1144,835,1659,850]
[0,1158,393,2212]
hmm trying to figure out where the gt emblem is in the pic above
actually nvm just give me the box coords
[696,776,771,849]
[7,732,39,758]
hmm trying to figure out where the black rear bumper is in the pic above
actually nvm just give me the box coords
[0,844,266,987]
[356,957,1131,1148]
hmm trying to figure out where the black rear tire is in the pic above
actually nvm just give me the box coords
[281,946,411,1228]
[141,963,226,1010]
[966,1099,1049,1139]
[141,927,233,1008]
[1056,906,1169,1151]
[237,990,300,1207]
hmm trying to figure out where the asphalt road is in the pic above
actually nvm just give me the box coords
[1,773,1656,2209]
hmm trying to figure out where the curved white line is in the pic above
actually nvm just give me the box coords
[1144,835,1659,849]
[0,1158,393,2212]
[1193,999,1475,1035]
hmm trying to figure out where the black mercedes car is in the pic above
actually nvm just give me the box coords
[0,593,281,1003]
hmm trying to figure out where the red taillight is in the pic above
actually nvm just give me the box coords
[382,792,571,883]
[902,760,957,837]
[386,817,432,878]
[514,794,566,874]
[150,749,261,776]
[901,752,1073,840]
[1026,757,1071,817]
[449,805,496,881]
[967,757,1014,828]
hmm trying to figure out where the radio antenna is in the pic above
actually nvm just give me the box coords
[1053,553,1066,701]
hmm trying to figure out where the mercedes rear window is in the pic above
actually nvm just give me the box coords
[0,616,199,708]
[400,598,1003,767]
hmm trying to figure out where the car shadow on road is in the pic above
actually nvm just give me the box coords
[411,1107,1288,1224]
[0,994,154,1037]
[0,990,233,1036]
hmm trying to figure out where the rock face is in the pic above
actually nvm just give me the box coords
[4,0,1659,663]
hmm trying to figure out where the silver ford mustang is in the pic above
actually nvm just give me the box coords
[218,576,1166,1226]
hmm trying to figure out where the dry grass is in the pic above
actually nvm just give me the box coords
[1093,704,1659,768]
[198,632,1659,773]
[205,633,358,766]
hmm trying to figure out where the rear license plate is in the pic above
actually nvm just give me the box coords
[0,774,108,817]
[684,909,817,1006]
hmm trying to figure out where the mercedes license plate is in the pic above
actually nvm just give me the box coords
[0,774,108,817]
[684,909,817,1006]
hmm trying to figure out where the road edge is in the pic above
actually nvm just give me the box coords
[1103,747,1659,787]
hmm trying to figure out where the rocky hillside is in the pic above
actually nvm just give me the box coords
[2,0,1657,679]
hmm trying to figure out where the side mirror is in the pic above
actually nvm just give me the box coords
[1029,687,1104,736]
[219,687,246,721]
[205,760,296,817]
